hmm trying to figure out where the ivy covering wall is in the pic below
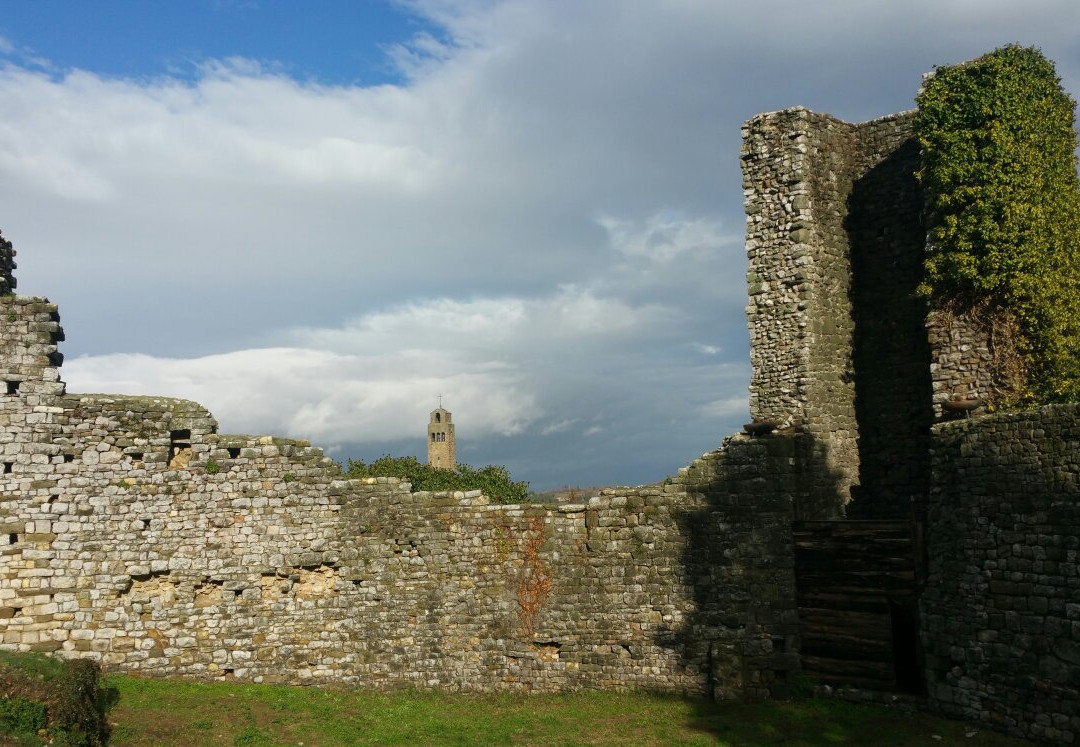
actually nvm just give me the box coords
[915,45,1080,404]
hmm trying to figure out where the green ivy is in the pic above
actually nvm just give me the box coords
[346,455,529,504]
[915,44,1080,403]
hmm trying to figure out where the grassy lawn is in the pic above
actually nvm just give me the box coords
[102,675,1033,746]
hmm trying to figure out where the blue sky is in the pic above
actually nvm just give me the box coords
[0,1,1077,490]
[0,1,434,85]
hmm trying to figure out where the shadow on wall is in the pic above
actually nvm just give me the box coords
[658,430,851,710]
[845,137,934,521]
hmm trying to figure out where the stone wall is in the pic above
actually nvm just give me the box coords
[677,433,803,699]
[0,293,803,698]
[741,108,932,519]
[926,307,1025,419]
[922,405,1080,743]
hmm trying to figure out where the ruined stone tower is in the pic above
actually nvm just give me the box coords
[427,406,456,469]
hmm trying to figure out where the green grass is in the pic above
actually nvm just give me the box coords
[101,675,1033,746]
[0,650,65,680]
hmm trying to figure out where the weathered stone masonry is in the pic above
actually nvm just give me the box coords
[0,272,804,697]
[742,108,932,520]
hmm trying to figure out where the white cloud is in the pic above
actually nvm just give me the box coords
[65,345,537,443]
[598,212,726,264]
[62,280,698,450]
[292,286,673,355]
[540,418,580,435]
[705,396,749,419]
[0,63,441,201]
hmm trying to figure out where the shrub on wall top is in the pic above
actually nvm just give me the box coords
[346,455,529,504]
[915,44,1080,403]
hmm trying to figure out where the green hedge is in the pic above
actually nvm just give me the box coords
[0,652,107,745]
[0,696,48,736]
[915,45,1080,403]
[346,455,529,504]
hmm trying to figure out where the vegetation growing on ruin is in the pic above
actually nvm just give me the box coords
[915,44,1080,404]
[0,651,108,745]
[516,515,552,635]
[346,454,529,503]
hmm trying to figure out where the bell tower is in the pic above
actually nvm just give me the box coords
[427,405,456,470]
